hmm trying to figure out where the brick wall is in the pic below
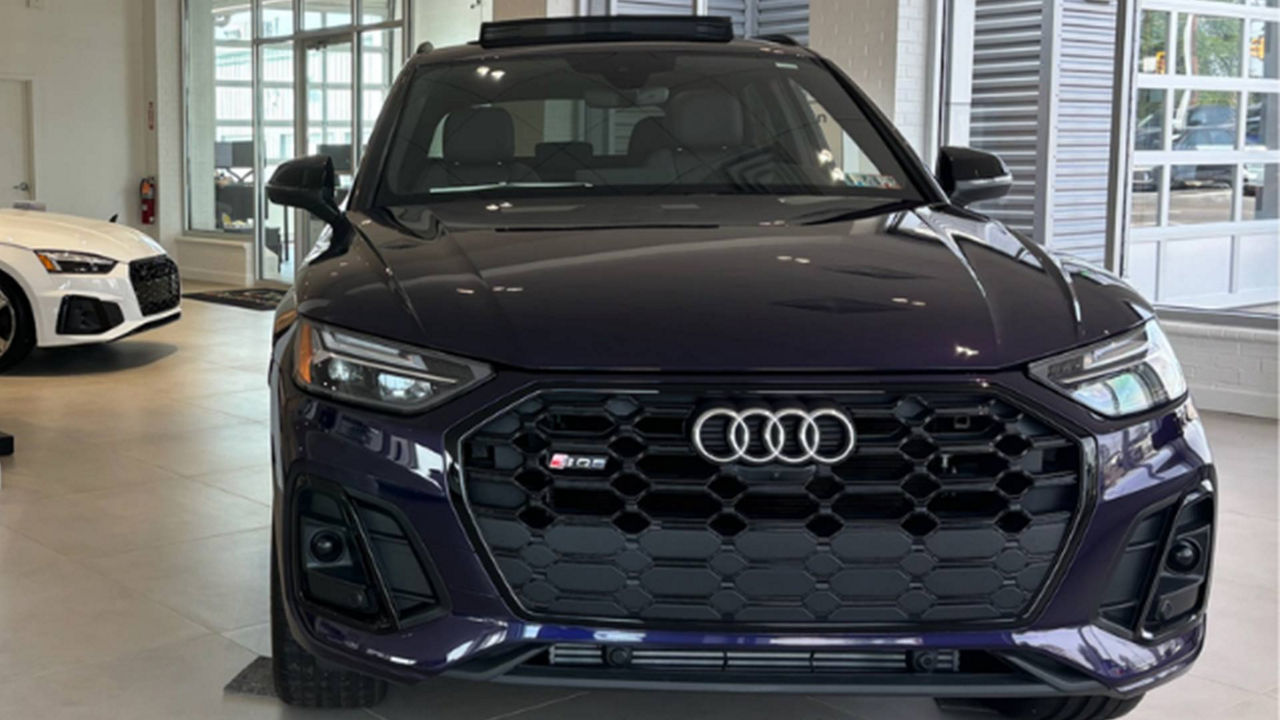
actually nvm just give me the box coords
[809,1,898,114]
[809,0,935,159]
[1164,321,1279,419]
[893,0,932,156]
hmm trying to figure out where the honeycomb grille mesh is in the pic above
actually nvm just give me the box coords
[129,255,181,316]
[460,388,1082,627]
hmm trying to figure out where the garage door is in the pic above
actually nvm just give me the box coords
[756,0,809,44]
[710,0,749,36]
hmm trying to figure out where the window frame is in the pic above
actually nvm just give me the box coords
[181,0,411,240]
[1112,0,1280,324]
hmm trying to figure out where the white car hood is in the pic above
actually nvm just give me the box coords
[0,209,166,262]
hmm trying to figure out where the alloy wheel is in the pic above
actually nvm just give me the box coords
[0,286,14,357]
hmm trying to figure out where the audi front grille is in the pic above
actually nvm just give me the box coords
[458,386,1084,628]
[129,255,181,316]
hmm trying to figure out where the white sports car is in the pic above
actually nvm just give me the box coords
[0,209,181,371]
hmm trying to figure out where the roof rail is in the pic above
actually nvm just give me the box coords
[755,33,799,46]
[478,15,734,49]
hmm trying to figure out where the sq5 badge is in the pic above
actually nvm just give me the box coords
[548,452,608,471]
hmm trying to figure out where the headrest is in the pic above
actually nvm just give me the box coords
[444,107,515,164]
[667,90,744,150]
[627,116,675,160]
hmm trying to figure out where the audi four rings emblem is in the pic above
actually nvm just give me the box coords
[691,407,857,465]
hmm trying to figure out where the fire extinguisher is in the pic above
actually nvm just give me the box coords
[140,177,157,225]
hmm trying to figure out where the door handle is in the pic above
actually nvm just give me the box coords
[12,182,30,192]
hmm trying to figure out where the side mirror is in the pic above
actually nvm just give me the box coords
[266,155,346,229]
[936,147,1012,207]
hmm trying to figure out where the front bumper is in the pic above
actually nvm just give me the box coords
[270,350,1215,699]
[25,253,181,347]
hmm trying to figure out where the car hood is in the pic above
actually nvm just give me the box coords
[297,198,1152,372]
[0,209,166,261]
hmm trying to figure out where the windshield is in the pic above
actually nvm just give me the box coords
[373,48,924,204]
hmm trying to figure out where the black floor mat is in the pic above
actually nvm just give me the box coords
[185,288,287,311]
[224,656,277,698]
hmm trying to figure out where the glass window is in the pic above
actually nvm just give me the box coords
[362,0,402,24]
[260,41,296,283]
[261,0,294,37]
[185,0,408,255]
[1139,11,1170,74]
[186,0,257,234]
[1132,166,1162,226]
[303,0,353,30]
[1242,163,1279,220]
[1176,13,1244,76]
[1249,20,1278,78]
[1126,0,1278,315]
[1169,164,1236,224]
[212,1,252,41]
[1248,93,1279,149]
[1135,89,1166,149]
[361,28,404,147]
[215,45,251,82]
[1173,90,1238,147]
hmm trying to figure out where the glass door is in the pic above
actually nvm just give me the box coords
[251,20,404,285]
[256,40,297,284]
[299,34,356,264]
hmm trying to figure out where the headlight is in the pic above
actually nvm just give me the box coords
[1029,321,1187,418]
[294,319,492,412]
[34,250,117,274]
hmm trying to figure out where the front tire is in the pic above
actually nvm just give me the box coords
[0,273,35,372]
[938,695,1143,720]
[271,542,388,708]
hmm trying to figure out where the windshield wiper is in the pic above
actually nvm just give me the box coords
[794,198,927,226]
[426,181,595,195]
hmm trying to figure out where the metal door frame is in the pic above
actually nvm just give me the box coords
[248,0,410,285]
[0,75,37,204]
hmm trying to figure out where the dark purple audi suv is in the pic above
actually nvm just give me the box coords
[265,16,1214,719]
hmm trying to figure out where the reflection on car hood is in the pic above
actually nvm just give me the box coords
[296,198,1152,372]
[0,209,165,260]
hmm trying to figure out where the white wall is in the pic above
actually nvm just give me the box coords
[0,0,151,231]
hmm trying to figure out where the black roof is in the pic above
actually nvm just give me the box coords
[479,15,734,48]
[409,16,806,65]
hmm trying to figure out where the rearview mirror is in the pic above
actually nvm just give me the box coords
[936,147,1012,208]
[266,155,347,229]
[583,86,670,108]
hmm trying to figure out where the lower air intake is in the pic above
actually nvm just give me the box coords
[295,481,443,629]
[546,644,959,674]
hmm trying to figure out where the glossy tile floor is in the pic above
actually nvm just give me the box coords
[0,293,1275,719]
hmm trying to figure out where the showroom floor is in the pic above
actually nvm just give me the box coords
[0,294,1274,720]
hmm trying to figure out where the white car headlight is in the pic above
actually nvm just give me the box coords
[294,319,492,413]
[34,250,117,274]
[1029,321,1187,418]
